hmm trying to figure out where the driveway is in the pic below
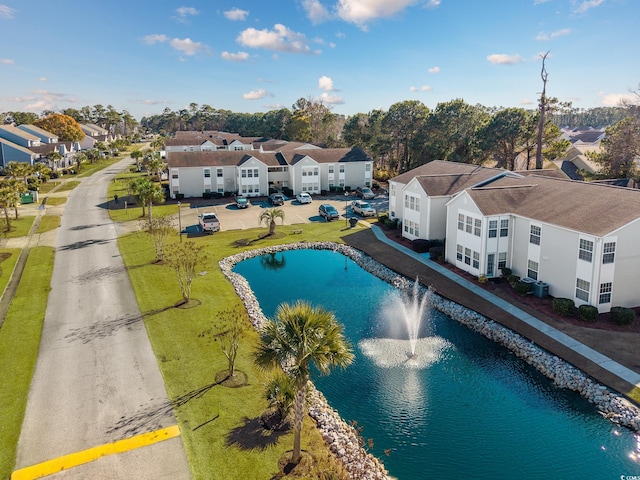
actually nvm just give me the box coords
[14,158,191,479]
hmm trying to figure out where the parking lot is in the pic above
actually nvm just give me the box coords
[178,192,389,233]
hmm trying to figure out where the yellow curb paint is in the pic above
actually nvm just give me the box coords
[11,425,181,480]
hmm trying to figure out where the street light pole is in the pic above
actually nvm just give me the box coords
[345,190,349,226]
[177,201,182,243]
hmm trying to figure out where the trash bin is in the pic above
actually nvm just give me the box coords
[533,281,549,298]
[349,217,358,228]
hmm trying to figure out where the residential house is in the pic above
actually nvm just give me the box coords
[0,138,39,168]
[0,125,42,148]
[166,134,374,199]
[445,173,640,313]
[166,131,259,153]
[17,124,59,144]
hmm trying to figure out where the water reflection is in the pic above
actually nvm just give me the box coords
[259,252,286,271]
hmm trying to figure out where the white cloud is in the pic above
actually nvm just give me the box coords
[534,0,552,4]
[319,92,344,104]
[1,58,14,64]
[143,34,168,44]
[141,99,174,105]
[336,0,420,28]
[264,103,287,110]
[535,28,571,40]
[170,38,205,56]
[302,0,332,23]
[428,66,440,73]
[237,24,317,54]
[487,53,524,65]
[599,91,638,107]
[39,77,47,82]
[0,5,16,19]
[426,0,441,7]
[243,89,271,100]
[221,51,249,62]
[174,6,199,23]
[520,98,535,105]
[224,7,249,21]
[318,75,334,91]
[573,0,605,14]
[409,85,432,92]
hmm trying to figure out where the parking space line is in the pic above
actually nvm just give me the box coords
[11,425,181,480]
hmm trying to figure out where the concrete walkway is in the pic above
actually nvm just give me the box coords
[368,225,640,388]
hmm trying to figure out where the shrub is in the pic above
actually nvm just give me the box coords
[202,192,212,199]
[507,274,520,288]
[176,193,184,200]
[412,239,431,253]
[552,298,576,317]
[514,280,533,296]
[428,246,443,261]
[377,212,389,222]
[384,218,398,230]
[578,304,598,322]
[501,267,512,277]
[478,275,488,283]
[610,307,636,326]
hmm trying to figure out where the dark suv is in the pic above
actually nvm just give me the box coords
[319,203,340,221]
[268,193,285,206]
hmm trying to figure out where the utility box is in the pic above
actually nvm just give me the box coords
[533,281,549,298]
[21,191,37,204]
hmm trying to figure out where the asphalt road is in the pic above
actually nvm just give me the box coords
[14,158,191,479]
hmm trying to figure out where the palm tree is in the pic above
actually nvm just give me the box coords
[130,177,165,221]
[130,149,144,171]
[254,301,354,465]
[0,181,24,230]
[259,208,285,236]
[4,162,33,186]
[145,154,166,182]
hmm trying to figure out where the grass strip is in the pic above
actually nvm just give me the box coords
[1,216,35,239]
[118,222,353,479]
[0,248,20,295]
[36,215,61,234]
[0,247,54,479]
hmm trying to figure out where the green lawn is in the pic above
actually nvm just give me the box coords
[0,248,21,294]
[36,215,61,234]
[1,216,35,238]
[0,247,54,479]
[118,222,354,479]
[43,197,66,206]
[56,180,81,192]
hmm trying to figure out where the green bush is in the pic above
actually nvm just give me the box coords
[514,280,533,296]
[578,304,599,322]
[202,192,212,199]
[610,307,636,326]
[412,239,431,253]
[501,267,512,277]
[507,274,520,288]
[552,298,576,317]
[429,246,443,261]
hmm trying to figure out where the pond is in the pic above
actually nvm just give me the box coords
[233,249,639,479]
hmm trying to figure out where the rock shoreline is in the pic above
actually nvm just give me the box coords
[219,241,640,479]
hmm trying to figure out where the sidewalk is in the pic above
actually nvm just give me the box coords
[343,225,640,399]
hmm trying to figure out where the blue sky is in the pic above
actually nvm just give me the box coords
[1,0,638,120]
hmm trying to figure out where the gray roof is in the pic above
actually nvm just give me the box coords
[467,175,640,236]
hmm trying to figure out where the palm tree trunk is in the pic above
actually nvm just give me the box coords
[292,377,307,464]
[3,207,10,231]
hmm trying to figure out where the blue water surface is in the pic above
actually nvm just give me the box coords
[233,249,639,479]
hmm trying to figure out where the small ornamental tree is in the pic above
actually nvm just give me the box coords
[141,216,175,262]
[217,307,245,378]
[164,241,208,304]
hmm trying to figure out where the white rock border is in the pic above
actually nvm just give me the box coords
[219,241,640,479]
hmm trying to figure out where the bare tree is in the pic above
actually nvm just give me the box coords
[217,307,245,378]
[141,216,176,262]
[164,241,208,304]
[535,51,550,169]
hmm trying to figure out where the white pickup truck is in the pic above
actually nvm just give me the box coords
[198,212,221,233]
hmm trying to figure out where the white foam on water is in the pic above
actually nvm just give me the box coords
[359,336,452,369]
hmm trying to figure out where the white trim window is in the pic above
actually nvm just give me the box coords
[465,216,473,234]
[498,252,507,270]
[530,225,541,245]
[599,282,612,304]
[474,218,481,237]
[488,220,497,238]
[527,260,539,280]
[456,244,463,261]
[578,239,593,262]
[458,214,464,231]
[500,219,509,237]
[602,242,616,264]
[576,278,590,302]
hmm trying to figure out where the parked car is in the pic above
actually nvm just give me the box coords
[268,193,285,206]
[319,203,340,221]
[235,195,249,209]
[296,192,312,204]
[198,212,220,233]
[351,200,376,217]
[356,186,375,200]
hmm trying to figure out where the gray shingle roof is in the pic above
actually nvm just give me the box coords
[467,175,640,236]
